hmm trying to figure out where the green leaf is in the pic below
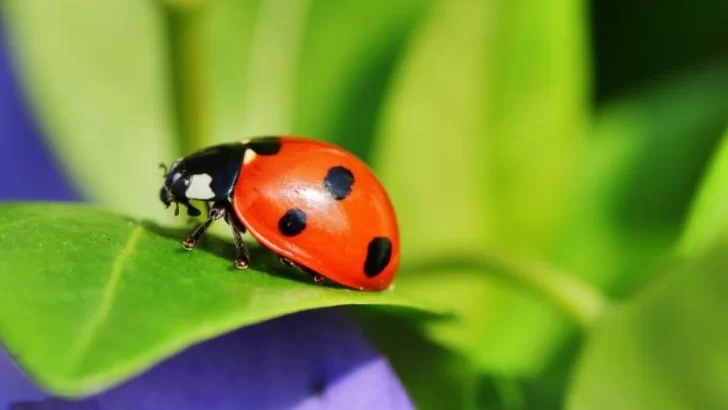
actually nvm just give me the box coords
[200,0,431,159]
[357,309,480,410]
[2,1,178,222]
[292,0,432,160]
[162,0,209,10]
[0,203,434,397]
[567,244,728,410]
[372,0,590,373]
[679,124,728,256]
[555,60,728,295]
[200,0,296,142]
[476,339,583,410]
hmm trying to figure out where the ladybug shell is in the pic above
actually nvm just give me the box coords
[231,137,400,291]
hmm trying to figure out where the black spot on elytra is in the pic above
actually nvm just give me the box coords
[324,166,355,200]
[364,237,392,277]
[278,208,307,236]
[248,136,282,155]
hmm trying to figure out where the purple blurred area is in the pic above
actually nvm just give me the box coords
[0,25,78,202]
[0,350,45,406]
[0,23,411,410]
[6,311,412,410]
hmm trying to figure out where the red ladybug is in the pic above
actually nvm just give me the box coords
[159,136,400,291]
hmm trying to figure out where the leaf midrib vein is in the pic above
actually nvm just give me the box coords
[64,224,144,373]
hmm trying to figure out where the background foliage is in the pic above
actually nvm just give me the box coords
[1,0,728,408]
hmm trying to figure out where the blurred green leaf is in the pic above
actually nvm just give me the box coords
[555,60,728,296]
[162,0,208,10]
[292,0,432,160]
[678,125,728,256]
[475,336,582,410]
[372,0,590,373]
[2,0,178,222]
[200,0,296,142]
[0,203,434,397]
[201,0,431,160]
[356,309,479,410]
[567,244,728,410]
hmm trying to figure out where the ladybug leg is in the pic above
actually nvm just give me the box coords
[225,213,250,269]
[279,257,299,270]
[312,273,326,285]
[182,202,227,250]
[279,257,325,285]
[184,201,211,227]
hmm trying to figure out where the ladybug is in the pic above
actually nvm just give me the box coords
[159,136,400,291]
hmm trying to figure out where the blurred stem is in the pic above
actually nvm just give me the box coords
[501,253,608,329]
[406,251,609,329]
[165,3,206,155]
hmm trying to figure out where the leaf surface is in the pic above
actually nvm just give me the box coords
[0,203,433,397]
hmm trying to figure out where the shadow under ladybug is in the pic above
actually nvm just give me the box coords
[141,220,338,288]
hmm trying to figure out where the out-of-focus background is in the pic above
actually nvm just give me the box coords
[1,0,728,409]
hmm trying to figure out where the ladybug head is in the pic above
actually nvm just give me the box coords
[158,160,202,217]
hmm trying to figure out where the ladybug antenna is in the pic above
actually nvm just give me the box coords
[159,163,168,177]
[174,202,180,217]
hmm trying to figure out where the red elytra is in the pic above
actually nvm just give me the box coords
[232,137,400,291]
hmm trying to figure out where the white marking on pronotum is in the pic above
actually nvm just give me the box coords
[243,149,257,165]
[186,174,215,199]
